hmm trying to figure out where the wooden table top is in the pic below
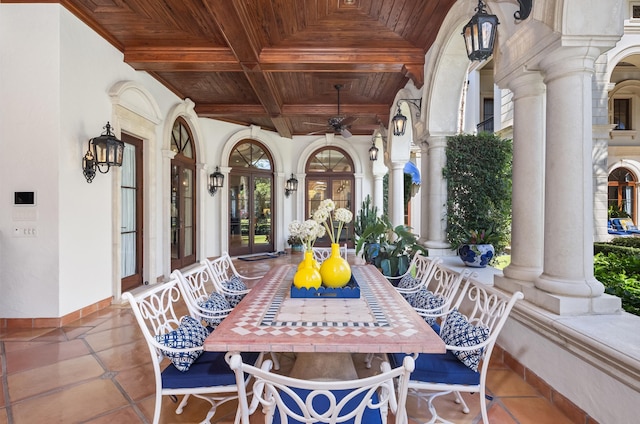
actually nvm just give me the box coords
[203,264,445,355]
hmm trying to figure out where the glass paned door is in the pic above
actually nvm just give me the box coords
[229,173,273,256]
[254,176,272,249]
[170,164,196,269]
[120,135,143,292]
[229,174,249,252]
[307,177,354,247]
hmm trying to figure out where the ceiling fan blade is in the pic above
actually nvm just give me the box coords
[340,128,352,138]
[340,116,357,126]
[304,122,331,127]
[305,130,329,136]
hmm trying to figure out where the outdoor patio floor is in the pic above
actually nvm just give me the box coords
[0,252,577,424]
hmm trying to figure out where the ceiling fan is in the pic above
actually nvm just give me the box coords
[306,84,357,138]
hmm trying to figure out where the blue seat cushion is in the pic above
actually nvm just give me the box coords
[162,351,260,389]
[272,388,382,424]
[389,352,480,386]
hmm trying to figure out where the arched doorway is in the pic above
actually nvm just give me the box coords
[305,147,355,247]
[609,167,637,222]
[228,140,275,256]
[170,118,197,270]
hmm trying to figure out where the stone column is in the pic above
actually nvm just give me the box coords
[390,161,406,229]
[534,47,613,311]
[373,171,385,217]
[498,72,545,287]
[423,134,451,255]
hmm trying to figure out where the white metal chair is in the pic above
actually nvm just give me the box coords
[177,261,281,370]
[410,266,474,330]
[389,283,524,424]
[122,279,263,424]
[389,253,442,301]
[312,243,348,264]
[203,251,260,296]
[171,264,234,330]
[365,264,471,369]
[228,352,415,424]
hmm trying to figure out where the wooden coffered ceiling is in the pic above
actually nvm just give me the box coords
[35,0,457,138]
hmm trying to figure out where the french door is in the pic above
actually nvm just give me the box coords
[305,147,355,248]
[229,172,274,256]
[170,118,197,270]
[120,134,143,292]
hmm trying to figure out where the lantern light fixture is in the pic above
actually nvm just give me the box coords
[208,166,224,196]
[391,98,422,136]
[368,138,379,161]
[285,173,298,198]
[82,121,125,183]
[462,0,531,62]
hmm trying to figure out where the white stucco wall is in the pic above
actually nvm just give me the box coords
[0,3,378,318]
[0,4,62,317]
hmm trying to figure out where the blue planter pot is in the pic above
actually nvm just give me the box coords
[458,244,495,268]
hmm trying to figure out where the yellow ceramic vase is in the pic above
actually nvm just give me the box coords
[297,250,320,271]
[319,243,351,288]
[293,251,322,289]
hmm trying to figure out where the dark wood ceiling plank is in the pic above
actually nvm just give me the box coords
[125,47,242,71]
[259,47,424,65]
[50,0,449,136]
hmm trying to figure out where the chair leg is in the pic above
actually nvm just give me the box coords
[152,392,163,424]
[453,391,470,414]
[175,394,190,414]
[270,351,280,370]
[412,390,457,424]
[480,385,490,424]
[364,352,374,368]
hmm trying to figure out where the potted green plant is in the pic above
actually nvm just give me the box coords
[355,215,427,277]
[443,132,512,267]
[287,234,304,252]
[456,228,501,267]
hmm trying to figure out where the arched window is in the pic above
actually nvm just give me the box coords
[170,118,197,270]
[305,147,355,247]
[608,167,636,222]
[228,140,274,256]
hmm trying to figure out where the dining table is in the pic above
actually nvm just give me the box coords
[204,263,445,379]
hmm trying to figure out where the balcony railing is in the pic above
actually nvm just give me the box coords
[477,116,494,133]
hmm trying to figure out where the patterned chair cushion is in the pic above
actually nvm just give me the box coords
[223,275,248,307]
[198,292,231,328]
[411,288,445,326]
[155,316,209,372]
[440,309,489,371]
[397,275,420,304]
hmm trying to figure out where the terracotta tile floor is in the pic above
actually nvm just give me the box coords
[0,252,575,424]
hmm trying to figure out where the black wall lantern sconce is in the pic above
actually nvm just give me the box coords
[208,166,224,196]
[369,139,379,161]
[462,0,532,62]
[285,173,298,198]
[82,122,125,183]
[391,99,422,136]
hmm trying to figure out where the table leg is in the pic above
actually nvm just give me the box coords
[288,352,359,381]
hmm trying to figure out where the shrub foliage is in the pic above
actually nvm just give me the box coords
[443,133,512,255]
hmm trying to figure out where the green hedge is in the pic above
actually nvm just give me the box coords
[594,240,640,316]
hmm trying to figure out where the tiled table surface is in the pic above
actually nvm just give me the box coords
[204,264,445,355]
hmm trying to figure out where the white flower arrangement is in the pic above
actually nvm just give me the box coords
[312,198,353,244]
[288,219,325,251]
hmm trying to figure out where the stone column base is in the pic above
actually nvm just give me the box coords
[495,275,621,315]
